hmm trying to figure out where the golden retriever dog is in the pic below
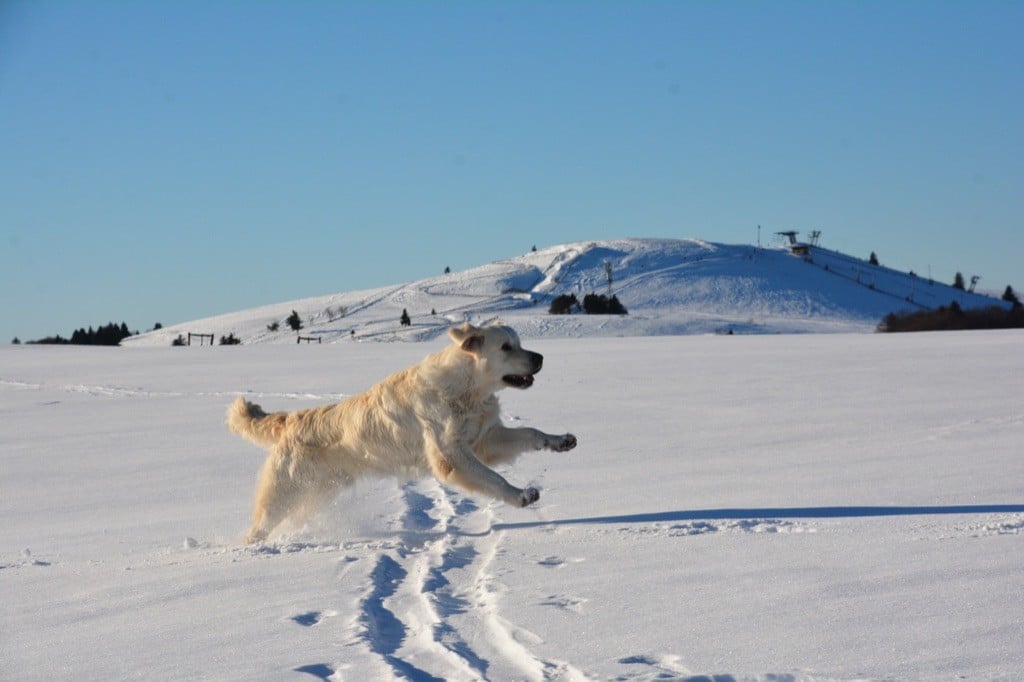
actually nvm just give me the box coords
[227,322,577,543]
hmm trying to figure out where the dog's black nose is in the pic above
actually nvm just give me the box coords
[530,351,543,373]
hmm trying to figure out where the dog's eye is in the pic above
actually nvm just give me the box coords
[501,343,512,352]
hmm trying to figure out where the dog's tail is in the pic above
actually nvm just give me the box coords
[226,396,286,448]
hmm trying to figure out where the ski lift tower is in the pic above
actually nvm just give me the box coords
[776,231,811,256]
[776,231,799,246]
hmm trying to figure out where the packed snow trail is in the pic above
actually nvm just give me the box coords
[287,481,590,682]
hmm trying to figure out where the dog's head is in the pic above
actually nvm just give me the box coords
[448,322,543,390]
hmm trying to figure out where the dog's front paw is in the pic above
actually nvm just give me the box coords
[519,487,540,507]
[547,433,577,452]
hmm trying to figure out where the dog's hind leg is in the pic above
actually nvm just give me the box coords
[292,474,351,530]
[246,452,307,544]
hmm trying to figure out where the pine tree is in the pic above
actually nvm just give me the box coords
[549,294,579,314]
[953,272,966,290]
[869,252,879,266]
[286,310,303,331]
[400,309,411,327]
[1003,285,1021,307]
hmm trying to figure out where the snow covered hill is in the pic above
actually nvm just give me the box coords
[125,238,1007,346]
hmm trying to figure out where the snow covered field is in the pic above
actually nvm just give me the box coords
[2,330,1022,681]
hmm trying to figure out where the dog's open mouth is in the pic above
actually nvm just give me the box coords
[502,374,535,389]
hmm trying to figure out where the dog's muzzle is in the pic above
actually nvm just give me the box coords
[503,351,543,389]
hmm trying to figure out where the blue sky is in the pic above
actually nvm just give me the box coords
[2,1,1021,343]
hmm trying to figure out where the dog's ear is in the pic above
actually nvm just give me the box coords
[460,334,485,354]
[448,322,476,343]
[449,323,485,354]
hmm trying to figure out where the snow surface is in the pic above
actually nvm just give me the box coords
[123,239,1009,347]
[3,330,1023,681]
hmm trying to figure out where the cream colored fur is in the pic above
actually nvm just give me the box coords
[227,323,577,544]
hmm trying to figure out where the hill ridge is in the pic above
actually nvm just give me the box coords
[125,238,1007,346]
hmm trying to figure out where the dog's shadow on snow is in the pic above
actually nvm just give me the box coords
[491,504,1024,531]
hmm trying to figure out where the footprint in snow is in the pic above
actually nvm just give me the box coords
[952,515,1024,538]
[293,663,337,680]
[540,594,587,613]
[291,610,337,627]
[667,522,718,536]
[617,652,693,679]
[537,554,585,568]
[648,519,814,537]
[8,549,52,567]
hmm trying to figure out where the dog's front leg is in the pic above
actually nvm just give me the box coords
[427,438,539,507]
[476,425,578,465]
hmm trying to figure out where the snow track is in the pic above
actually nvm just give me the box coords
[241,491,1024,682]
[211,479,595,682]
[0,377,348,403]
[308,482,590,682]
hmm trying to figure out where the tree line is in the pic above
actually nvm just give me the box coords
[879,302,1023,332]
[14,321,152,346]
[549,293,628,315]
